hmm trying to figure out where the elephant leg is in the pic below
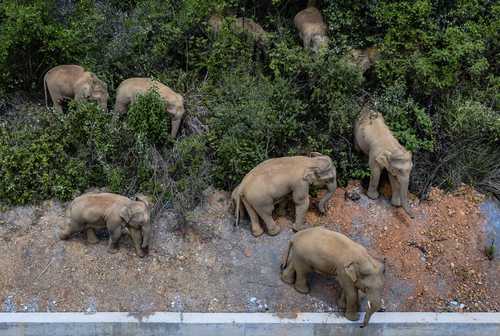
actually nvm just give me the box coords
[281,251,296,285]
[338,288,346,310]
[242,198,264,237]
[339,277,360,321]
[114,101,128,115]
[86,228,99,244]
[59,220,84,240]
[49,92,64,113]
[253,203,281,236]
[292,191,310,232]
[129,227,146,258]
[388,174,401,206]
[107,227,122,254]
[294,260,311,294]
[367,164,381,200]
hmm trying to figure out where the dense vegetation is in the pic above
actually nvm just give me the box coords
[0,0,498,211]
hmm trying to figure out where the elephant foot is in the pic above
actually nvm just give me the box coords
[59,231,70,240]
[391,197,401,207]
[280,272,295,285]
[267,225,281,236]
[345,311,360,322]
[108,246,119,254]
[136,249,146,258]
[294,283,310,294]
[367,190,379,200]
[251,226,264,237]
[87,233,99,244]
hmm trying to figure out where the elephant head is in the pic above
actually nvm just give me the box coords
[376,149,414,218]
[166,95,185,138]
[305,152,337,213]
[345,258,385,327]
[120,196,152,249]
[81,74,109,112]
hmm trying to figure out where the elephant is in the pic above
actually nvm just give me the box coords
[354,106,415,218]
[208,15,268,45]
[294,6,329,52]
[43,65,108,113]
[346,46,380,73]
[281,227,385,327]
[59,193,152,258]
[114,78,185,138]
[232,153,337,236]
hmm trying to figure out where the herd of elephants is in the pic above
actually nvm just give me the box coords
[38,3,415,327]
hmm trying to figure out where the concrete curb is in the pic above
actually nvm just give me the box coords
[0,312,499,335]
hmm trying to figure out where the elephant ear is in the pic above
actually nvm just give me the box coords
[344,262,358,283]
[80,83,92,99]
[375,150,391,170]
[119,205,132,226]
[135,194,152,208]
[303,167,317,183]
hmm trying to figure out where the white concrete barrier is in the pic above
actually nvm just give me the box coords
[0,312,499,335]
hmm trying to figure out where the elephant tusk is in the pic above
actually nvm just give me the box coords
[367,300,371,310]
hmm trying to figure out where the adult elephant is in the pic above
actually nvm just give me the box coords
[294,6,329,52]
[60,193,152,258]
[354,106,415,218]
[114,78,185,138]
[281,227,385,327]
[44,65,109,113]
[232,153,337,236]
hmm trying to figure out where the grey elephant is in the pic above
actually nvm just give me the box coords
[114,78,185,138]
[208,15,269,45]
[43,65,108,113]
[354,106,414,218]
[294,6,329,52]
[59,193,152,258]
[281,227,385,326]
[346,46,380,73]
[232,153,337,236]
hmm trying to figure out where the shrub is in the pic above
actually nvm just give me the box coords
[126,88,171,146]
[206,71,305,189]
[375,82,434,152]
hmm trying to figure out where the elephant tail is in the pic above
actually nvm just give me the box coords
[232,185,242,227]
[281,240,293,271]
[43,73,49,109]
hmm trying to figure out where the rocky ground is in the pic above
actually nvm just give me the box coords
[0,182,499,314]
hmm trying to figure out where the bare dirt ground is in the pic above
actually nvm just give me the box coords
[0,182,499,314]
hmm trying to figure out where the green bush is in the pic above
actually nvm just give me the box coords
[206,71,305,189]
[126,88,171,146]
[1,0,499,204]
[376,82,434,152]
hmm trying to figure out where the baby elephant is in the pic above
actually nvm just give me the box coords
[44,65,108,113]
[281,227,385,326]
[60,193,152,258]
[354,106,414,218]
[114,78,185,138]
[294,6,329,52]
[232,153,337,236]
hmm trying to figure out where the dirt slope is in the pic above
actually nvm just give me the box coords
[0,182,498,313]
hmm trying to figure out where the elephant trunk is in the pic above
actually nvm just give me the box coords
[399,177,414,218]
[141,223,152,248]
[171,117,182,138]
[318,179,336,214]
[99,100,108,113]
[362,293,382,327]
